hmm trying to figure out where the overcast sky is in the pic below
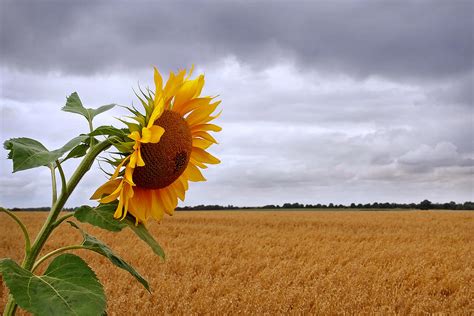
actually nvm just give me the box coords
[1,0,473,208]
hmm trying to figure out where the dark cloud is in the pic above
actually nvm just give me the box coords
[1,1,473,207]
[1,0,472,81]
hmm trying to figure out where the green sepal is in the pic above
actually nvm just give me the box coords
[117,118,141,133]
[4,136,87,172]
[74,203,165,259]
[0,254,106,316]
[113,141,135,153]
[62,92,115,124]
[133,88,152,117]
[68,221,150,291]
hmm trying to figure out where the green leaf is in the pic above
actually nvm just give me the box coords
[68,221,150,291]
[63,143,89,161]
[4,136,88,172]
[89,104,116,118]
[125,219,166,259]
[62,92,115,123]
[74,203,165,259]
[0,254,106,316]
[74,204,126,232]
[62,92,88,117]
[90,126,127,138]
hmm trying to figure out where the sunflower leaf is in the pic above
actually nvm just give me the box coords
[0,254,106,316]
[62,92,115,124]
[4,136,87,172]
[89,104,116,118]
[125,220,166,259]
[68,221,150,291]
[90,125,127,138]
[63,143,89,162]
[74,203,165,259]
[74,204,126,232]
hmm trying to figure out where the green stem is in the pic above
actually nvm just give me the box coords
[0,208,31,254]
[23,138,114,271]
[31,245,85,273]
[52,213,75,229]
[50,164,58,205]
[88,119,94,150]
[56,160,67,195]
[3,137,115,316]
[3,297,17,316]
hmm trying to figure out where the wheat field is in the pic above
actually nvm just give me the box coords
[1,210,473,314]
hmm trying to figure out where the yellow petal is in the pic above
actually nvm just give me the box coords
[191,131,218,144]
[190,157,208,169]
[137,148,145,167]
[154,66,163,93]
[191,148,220,164]
[124,165,135,185]
[175,97,212,116]
[159,189,176,215]
[186,64,195,80]
[174,77,202,109]
[184,163,206,182]
[111,155,130,179]
[192,138,213,149]
[164,70,186,101]
[149,97,165,127]
[190,123,222,133]
[99,181,123,204]
[149,190,164,221]
[91,179,122,200]
[179,176,189,191]
[113,189,125,219]
[129,188,149,222]
[100,192,120,204]
[128,131,141,142]
[185,100,221,126]
[121,183,134,220]
[129,149,138,168]
[171,179,186,201]
[141,125,165,143]
[194,75,205,98]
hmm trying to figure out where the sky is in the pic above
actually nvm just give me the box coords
[0,0,473,208]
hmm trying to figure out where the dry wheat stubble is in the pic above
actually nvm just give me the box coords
[1,210,473,314]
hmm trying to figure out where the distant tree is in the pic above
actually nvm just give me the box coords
[463,201,474,210]
[419,199,433,210]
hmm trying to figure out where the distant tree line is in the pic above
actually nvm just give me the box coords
[7,207,76,212]
[6,200,474,212]
[177,200,474,211]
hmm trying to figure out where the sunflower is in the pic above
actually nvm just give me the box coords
[91,67,221,223]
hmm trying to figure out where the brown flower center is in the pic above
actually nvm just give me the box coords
[133,110,192,189]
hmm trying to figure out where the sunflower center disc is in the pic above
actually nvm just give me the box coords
[133,110,192,189]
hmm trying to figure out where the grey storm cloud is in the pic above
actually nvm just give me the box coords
[1,0,473,81]
[0,0,473,207]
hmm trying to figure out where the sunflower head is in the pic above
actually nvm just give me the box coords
[133,110,192,189]
[92,67,221,223]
